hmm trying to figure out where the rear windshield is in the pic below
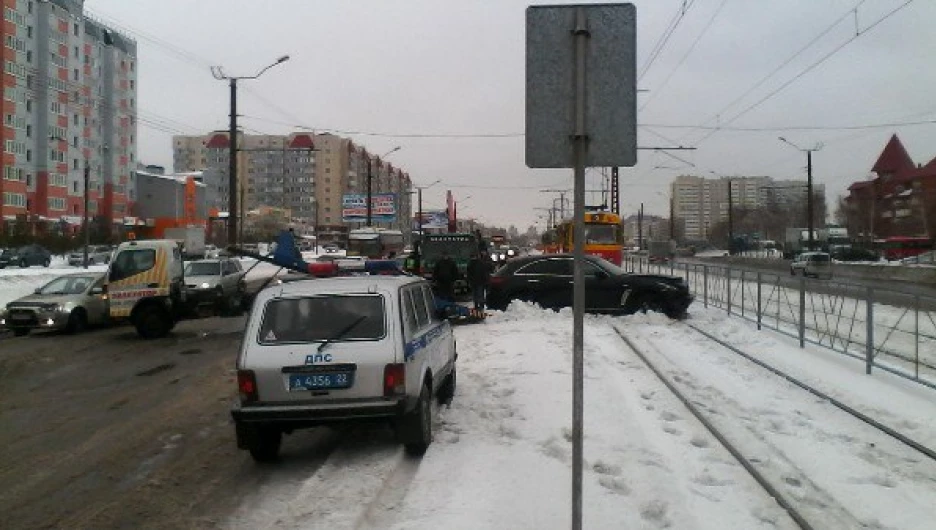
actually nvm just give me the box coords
[185,262,220,276]
[809,254,831,263]
[258,295,385,344]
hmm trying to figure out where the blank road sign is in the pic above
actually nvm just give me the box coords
[526,3,637,169]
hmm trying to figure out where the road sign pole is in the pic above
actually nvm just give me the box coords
[571,7,588,530]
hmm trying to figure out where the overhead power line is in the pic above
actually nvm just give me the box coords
[640,0,729,112]
[638,0,700,83]
[690,0,915,147]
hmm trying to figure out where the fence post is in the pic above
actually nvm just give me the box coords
[865,286,874,375]
[915,295,920,380]
[798,275,806,348]
[703,265,709,308]
[740,269,745,317]
[726,267,732,315]
[756,272,762,330]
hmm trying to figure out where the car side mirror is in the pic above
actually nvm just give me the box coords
[594,270,609,280]
[34,288,42,294]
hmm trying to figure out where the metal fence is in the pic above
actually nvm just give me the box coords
[623,257,936,390]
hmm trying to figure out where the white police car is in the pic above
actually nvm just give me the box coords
[232,273,457,461]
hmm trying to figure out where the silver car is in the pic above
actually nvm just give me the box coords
[1,273,108,336]
[232,275,457,461]
[790,251,833,279]
[68,245,113,266]
[184,258,246,313]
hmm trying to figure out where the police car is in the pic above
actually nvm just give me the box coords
[231,268,457,461]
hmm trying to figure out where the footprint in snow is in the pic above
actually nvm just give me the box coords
[592,460,623,476]
[662,425,682,436]
[639,500,671,526]
[692,472,734,487]
[659,411,681,422]
[598,476,631,496]
[689,436,709,449]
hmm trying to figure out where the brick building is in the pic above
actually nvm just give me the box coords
[844,135,936,240]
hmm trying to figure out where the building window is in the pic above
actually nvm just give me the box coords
[74,23,79,36]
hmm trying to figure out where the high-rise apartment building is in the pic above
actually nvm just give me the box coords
[1,0,137,235]
[172,132,413,239]
[671,175,821,241]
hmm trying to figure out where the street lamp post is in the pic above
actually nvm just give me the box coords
[211,55,290,247]
[366,146,401,227]
[779,137,823,252]
[413,178,441,273]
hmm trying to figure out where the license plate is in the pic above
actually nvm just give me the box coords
[288,372,353,391]
[10,313,32,321]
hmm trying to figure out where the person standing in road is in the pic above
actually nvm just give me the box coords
[467,249,494,312]
[432,251,459,301]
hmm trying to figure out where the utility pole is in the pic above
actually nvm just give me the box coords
[638,202,644,251]
[228,78,237,246]
[541,189,571,221]
[727,177,734,255]
[82,161,90,269]
[211,55,291,247]
[779,137,823,252]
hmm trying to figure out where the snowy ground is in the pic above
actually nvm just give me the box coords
[227,304,936,530]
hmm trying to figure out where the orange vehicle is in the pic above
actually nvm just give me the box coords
[554,210,624,265]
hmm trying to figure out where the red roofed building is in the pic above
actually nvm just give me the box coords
[844,135,936,241]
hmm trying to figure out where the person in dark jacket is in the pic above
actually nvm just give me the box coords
[467,249,494,311]
[432,251,460,301]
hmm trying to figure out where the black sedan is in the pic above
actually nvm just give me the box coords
[486,254,693,319]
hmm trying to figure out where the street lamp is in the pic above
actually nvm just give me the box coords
[366,146,402,227]
[779,137,823,251]
[211,55,290,247]
[412,178,441,273]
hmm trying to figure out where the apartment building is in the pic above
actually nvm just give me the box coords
[670,175,822,241]
[1,0,137,235]
[172,131,413,239]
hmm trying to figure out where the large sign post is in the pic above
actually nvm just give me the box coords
[526,5,637,528]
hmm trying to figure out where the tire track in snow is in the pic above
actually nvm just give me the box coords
[615,319,936,529]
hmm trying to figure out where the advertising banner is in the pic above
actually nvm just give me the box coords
[342,193,396,223]
[413,210,449,231]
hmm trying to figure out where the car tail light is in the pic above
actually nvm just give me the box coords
[384,364,406,397]
[489,276,506,286]
[238,370,258,402]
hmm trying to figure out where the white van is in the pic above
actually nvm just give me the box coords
[231,274,457,461]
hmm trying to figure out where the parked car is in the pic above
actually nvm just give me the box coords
[67,245,113,266]
[0,244,52,268]
[204,244,221,259]
[486,254,693,319]
[1,273,108,336]
[232,274,457,461]
[183,258,246,314]
[830,247,879,262]
[790,252,833,279]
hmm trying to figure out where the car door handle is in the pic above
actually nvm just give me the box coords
[527,279,540,283]
[147,283,159,288]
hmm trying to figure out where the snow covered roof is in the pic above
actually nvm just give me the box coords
[135,170,206,187]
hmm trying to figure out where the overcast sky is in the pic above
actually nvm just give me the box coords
[84,0,936,230]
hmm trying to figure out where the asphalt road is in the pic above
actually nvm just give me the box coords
[0,316,344,529]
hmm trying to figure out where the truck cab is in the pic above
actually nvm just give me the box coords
[106,239,186,338]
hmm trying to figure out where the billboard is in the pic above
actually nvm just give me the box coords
[413,210,449,231]
[342,193,396,223]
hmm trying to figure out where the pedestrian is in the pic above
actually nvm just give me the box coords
[467,249,494,311]
[432,251,459,301]
[475,229,487,254]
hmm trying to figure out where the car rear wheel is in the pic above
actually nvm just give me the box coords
[12,328,30,337]
[248,426,282,463]
[401,381,433,456]
[19,259,27,268]
[65,308,88,334]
